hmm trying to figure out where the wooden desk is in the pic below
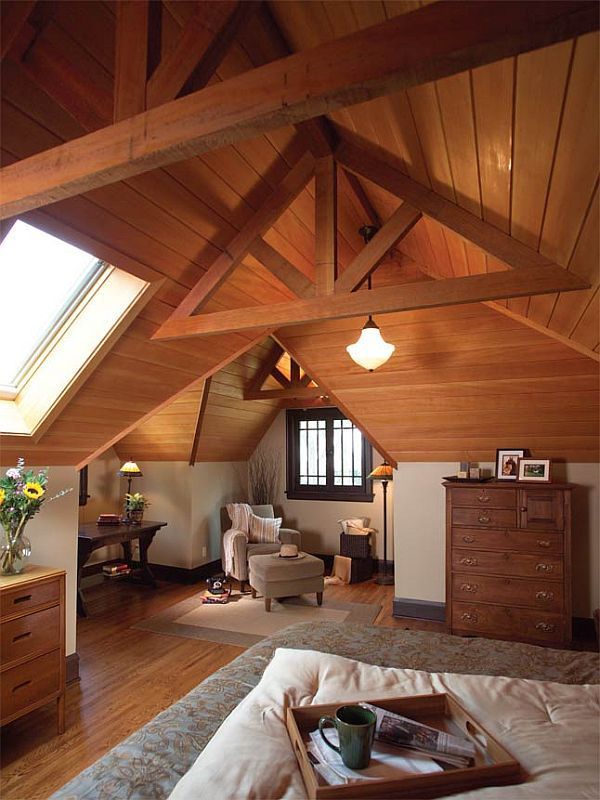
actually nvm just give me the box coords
[77,521,167,617]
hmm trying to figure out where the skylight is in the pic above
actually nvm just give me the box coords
[0,221,103,388]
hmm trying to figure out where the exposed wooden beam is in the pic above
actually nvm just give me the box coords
[340,169,380,227]
[146,1,259,108]
[3,1,597,219]
[335,203,421,294]
[114,1,149,122]
[153,267,590,340]
[165,151,314,321]
[248,239,315,298]
[290,359,300,385]
[337,137,581,277]
[189,376,212,466]
[315,156,337,296]
[1,0,36,59]
[245,342,284,395]
[271,368,290,389]
[244,386,323,401]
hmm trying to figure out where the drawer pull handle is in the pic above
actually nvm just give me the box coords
[12,680,31,692]
[536,591,555,602]
[520,507,527,512]
[13,594,32,604]
[536,540,551,548]
[460,583,478,593]
[12,631,32,642]
[477,515,490,524]
[477,494,490,503]
[535,563,554,573]
[535,622,555,633]
[459,557,478,566]
[462,535,475,543]
[461,612,478,623]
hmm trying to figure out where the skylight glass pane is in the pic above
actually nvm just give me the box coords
[0,221,101,385]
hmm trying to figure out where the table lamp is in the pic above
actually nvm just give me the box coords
[118,460,143,495]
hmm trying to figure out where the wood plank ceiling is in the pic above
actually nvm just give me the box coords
[0,1,598,466]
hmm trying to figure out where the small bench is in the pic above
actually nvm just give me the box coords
[248,552,324,611]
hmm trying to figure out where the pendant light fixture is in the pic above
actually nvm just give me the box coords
[346,226,396,371]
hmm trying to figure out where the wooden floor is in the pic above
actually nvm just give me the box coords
[1,575,422,800]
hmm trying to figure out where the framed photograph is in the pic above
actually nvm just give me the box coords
[518,458,551,483]
[495,449,525,480]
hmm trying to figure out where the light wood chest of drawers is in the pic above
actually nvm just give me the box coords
[444,481,572,647]
[0,566,66,732]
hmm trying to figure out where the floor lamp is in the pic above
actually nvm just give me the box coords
[368,462,394,585]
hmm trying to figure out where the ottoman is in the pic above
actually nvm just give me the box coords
[248,552,324,612]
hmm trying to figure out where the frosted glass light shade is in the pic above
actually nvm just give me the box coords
[346,317,395,371]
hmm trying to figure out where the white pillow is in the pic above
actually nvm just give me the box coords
[226,503,252,533]
[248,512,282,544]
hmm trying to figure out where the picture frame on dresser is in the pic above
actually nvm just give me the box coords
[495,449,525,480]
[518,458,551,482]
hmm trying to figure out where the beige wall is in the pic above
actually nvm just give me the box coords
[23,466,79,655]
[81,448,122,565]
[132,461,247,568]
[394,461,600,618]
[258,412,386,556]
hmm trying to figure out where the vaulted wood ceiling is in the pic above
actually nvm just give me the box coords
[0,1,598,466]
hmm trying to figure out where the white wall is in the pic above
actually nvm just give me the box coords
[258,412,386,556]
[394,461,600,618]
[25,466,79,655]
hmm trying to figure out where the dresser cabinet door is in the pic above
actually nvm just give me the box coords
[519,489,564,530]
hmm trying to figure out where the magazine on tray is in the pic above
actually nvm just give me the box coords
[359,702,476,767]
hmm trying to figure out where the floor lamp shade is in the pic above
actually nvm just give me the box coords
[368,462,394,585]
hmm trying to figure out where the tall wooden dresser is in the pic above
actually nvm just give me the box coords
[0,566,66,732]
[444,481,572,647]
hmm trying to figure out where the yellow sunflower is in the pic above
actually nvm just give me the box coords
[0,488,5,506]
[23,482,45,500]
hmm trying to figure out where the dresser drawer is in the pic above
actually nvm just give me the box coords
[451,508,517,528]
[0,577,60,619]
[452,601,565,643]
[452,527,563,554]
[1,606,61,667]
[450,487,516,508]
[451,549,563,579]
[452,573,564,612]
[0,649,61,721]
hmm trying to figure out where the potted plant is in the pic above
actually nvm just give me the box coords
[124,492,150,525]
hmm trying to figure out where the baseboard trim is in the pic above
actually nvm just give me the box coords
[393,597,446,623]
[573,616,596,641]
[148,559,222,585]
[66,652,80,684]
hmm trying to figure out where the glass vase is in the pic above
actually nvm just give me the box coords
[1,531,32,575]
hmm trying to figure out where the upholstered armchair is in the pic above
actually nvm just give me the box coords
[220,504,301,588]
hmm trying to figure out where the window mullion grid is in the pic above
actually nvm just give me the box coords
[325,418,335,490]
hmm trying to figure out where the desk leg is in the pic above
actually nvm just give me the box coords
[77,539,93,617]
[122,540,133,565]
[138,531,157,587]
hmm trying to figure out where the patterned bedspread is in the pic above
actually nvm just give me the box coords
[52,622,599,800]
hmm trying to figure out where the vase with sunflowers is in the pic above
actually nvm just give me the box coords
[0,459,72,575]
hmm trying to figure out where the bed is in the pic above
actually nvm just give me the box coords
[52,621,599,800]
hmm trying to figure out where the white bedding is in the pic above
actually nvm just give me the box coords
[169,648,600,800]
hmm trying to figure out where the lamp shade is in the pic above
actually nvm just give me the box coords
[118,460,143,478]
[368,462,394,481]
[346,317,395,371]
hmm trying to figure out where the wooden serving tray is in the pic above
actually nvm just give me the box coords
[286,692,524,799]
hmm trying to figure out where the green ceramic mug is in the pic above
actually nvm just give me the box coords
[318,704,376,769]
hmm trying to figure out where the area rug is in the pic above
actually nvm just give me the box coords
[132,591,381,647]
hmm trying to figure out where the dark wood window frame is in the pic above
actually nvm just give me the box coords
[286,408,374,502]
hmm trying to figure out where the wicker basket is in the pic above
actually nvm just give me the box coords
[340,532,371,559]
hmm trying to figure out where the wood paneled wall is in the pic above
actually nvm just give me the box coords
[278,303,599,462]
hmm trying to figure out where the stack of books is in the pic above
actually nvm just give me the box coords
[97,514,121,525]
[102,563,131,577]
